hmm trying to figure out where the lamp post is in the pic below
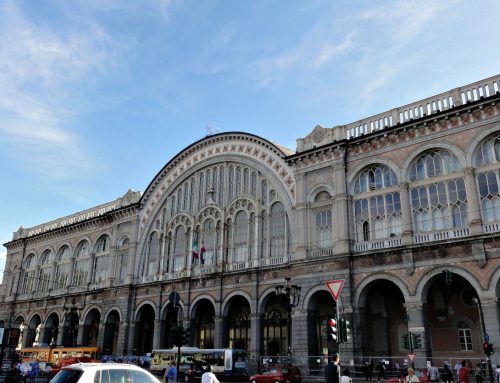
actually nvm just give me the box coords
[472,297,494,383]
[275,277,301,356]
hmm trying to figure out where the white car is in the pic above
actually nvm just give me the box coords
[50,363,162,383]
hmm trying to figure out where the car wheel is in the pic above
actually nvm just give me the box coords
[274,380,280,383]
[251,380,257,383]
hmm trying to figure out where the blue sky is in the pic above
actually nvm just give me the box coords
[1,0,500,281]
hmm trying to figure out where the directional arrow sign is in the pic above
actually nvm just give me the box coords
[326,279,345,302]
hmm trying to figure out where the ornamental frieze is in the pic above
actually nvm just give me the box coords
[140,136,296,229]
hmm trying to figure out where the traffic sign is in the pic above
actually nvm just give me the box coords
[326,279,345,301]
[408,353,416,363]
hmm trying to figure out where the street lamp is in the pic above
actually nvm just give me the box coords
[472,297,494,383]
[275,277,301,356]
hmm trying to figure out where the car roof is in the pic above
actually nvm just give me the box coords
[63,363,146,371]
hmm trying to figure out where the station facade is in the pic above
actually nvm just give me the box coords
[2,74,500,367]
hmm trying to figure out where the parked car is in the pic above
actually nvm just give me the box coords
[50,363,162,383]
[249,366,302,383]
[385,368,430,383]
[178,359,210,382]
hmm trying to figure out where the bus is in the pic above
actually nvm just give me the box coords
[20,346,100,365]
[151,347,248,381]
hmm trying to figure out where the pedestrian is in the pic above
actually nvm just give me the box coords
[455,362,462,377]
[494,365,500,383]
[377,360,386,382]
[325,353,341,383]
[406,368,420,383]
[201,364,220,383]
[441,364,454,383]
[395,361,401,378]
[341,369,352,383]
[458,360,470,383]
[164,360,177,383]
[366,361,374,382]
[474,364,483,383]
[428,362,439,382]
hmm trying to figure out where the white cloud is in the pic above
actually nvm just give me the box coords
[0,1,117,181]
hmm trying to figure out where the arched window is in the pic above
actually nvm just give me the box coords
[55,245,71,290]
[147,232,159,276]
[218,167,225,205]
[228,166,234,202]
[269,202,286,257]
[173,226,187,272]
[117,237,130,283]
[73,241,90,287]
[316,209,332,248]
[475,133,500,223]
[409,150,467,232]
[93,235,110,284]
[228,311,250,350]
[457,321,472,351]
[202,219,216,266]
[264,309,286,356]
[38,250,52,292]
[233,211,248,263]
[353,165,401,242]
[21,254,36,295]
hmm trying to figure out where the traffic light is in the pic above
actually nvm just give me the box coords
[182,327,190,346]
[411,333,422,349]
[400,334,409,349]
[483,341,494,356]
[442,270,453,285]
[327,318,338,342]
[340,317,351,343]
[170,326,183,347]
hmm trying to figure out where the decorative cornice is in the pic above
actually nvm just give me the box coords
[139,133,296,231]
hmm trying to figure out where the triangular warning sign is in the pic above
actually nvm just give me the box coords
[408,353,416,363]
[326,279,345,302]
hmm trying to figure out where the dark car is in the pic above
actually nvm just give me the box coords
[178,359,210,382]
[249,366,302,383]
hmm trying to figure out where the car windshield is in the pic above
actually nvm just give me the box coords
[51,369,84,383]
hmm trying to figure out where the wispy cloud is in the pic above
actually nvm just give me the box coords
[0,1,116,182]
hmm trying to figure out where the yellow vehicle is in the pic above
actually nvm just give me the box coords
[20,346,100,364]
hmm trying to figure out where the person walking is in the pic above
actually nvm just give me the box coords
[377,360,386,382]
[341,369,352,383]
[325,353,341,383]
[366,361,374,382]
[201,365,220,383]
[406,368,420,383]
[428,362,439,382]
[441,364,454,383]
[458,360,470,383]
[474,363,483,383]
[164,360,177,383]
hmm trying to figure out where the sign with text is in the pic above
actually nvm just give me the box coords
[326,279,345,302]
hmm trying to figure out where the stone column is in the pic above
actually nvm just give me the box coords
[76,321,84,346]
[294,173,308,260]
[464,167,482,235]
[117,321,129,355]
[291,309,309,359]
[56,324,65,346]
[404,301,427,367]
[152,319,162,350]
[249,313,261,370]
[334,163,350,254]
[399,182,413,245]
[214,315,224,348]
[97,321,106,351]
[480,298,499,353]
